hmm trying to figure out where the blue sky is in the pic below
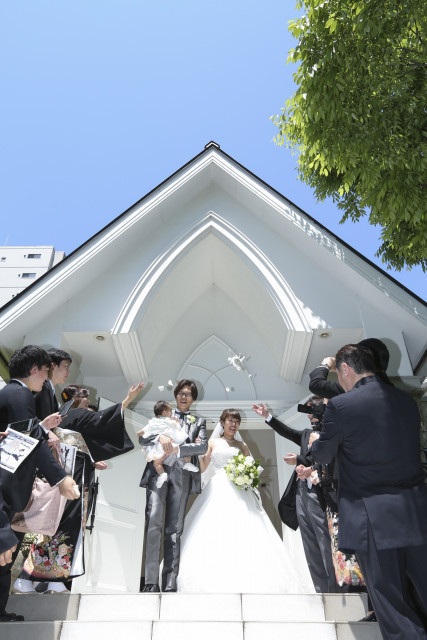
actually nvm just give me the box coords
[1,1,425,300]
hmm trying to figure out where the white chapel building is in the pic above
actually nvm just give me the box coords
[0,142,425,593]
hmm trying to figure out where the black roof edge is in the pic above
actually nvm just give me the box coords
[1,142,425,313]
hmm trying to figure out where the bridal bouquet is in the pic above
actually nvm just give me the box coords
[225,453,261,491]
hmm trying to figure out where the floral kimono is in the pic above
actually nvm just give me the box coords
[22,429,93,581]
[22,403,134,582]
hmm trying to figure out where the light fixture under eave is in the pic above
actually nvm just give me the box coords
[319,332,331,339]
[95,335,105,341]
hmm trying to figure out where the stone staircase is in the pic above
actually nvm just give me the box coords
[3,592,381,639]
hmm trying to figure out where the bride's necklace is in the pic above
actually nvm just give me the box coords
[221,435,235,443]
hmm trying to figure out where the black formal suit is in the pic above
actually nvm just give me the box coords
[0,489,20,612]
[34,384,134,461]
[61,404,134,461]
[0,493,18,558]
[268,415,339,593]
[309,365,344,399]
[139,411,207,591]
[312,375,427,639]
[34,379,59,419]
[0,380,66,612]
[0,381,66,512]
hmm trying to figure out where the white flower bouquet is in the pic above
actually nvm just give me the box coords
[225,452,262,491]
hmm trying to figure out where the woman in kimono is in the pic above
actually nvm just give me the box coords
[18,382,142,592]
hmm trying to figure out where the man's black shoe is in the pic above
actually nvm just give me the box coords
[0,611,25,622]
[141,584,160,593]
[163,587,177,592]
[359,611,377,622]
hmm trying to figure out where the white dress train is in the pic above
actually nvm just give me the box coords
[177,438,314,593]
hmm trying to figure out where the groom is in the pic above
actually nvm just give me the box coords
[139,379,207,592]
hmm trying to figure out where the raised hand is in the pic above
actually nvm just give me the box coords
[122,382,144,410]
[252,403,269,419]
[321,356,336,372]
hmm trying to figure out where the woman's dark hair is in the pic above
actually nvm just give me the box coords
[62,384,85,408]
[305,396,324,407]
[46,348,72,367]
[357,338,389,372]
[9,345,51,379]
[219,408,241,425]
[154,400,171,417]
[174,379,198,401]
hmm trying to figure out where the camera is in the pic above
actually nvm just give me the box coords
[297,403,326,431]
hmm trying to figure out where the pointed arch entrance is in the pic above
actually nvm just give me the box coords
[112,212,312,386]
[74,213,315,594]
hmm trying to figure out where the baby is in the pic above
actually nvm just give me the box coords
[139,400,198,488]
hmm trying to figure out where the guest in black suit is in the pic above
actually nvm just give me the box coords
[311,344,427,640]
[139,379,207,592]
[35,348,72,419]
[15,348,72,593]
[252,398,340,593]
[0,346,78,621]
[0,452,18,570]
[308,337,391,621]
[20,382,141,592]
[309,337,390,399]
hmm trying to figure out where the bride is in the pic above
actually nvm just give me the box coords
[177,409,313,593]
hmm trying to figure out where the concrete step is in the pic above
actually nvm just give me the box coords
[8,593,80,621]
[3,593,381,640]
[8,592,368,622]
[0,620,382,640]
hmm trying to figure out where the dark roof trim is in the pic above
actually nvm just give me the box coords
[1,142,425,313]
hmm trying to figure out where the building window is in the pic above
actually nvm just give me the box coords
[27,253,41,259]
[21,273,36,278]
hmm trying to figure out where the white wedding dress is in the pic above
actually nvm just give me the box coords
[177,438,313,593]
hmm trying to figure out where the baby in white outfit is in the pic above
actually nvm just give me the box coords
[139,401,198,488]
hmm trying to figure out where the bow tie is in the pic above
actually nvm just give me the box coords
[175,411,189,419]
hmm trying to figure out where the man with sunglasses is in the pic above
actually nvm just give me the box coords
[139,379,207,592]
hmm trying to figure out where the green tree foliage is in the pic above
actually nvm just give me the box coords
[273,0,427,271]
